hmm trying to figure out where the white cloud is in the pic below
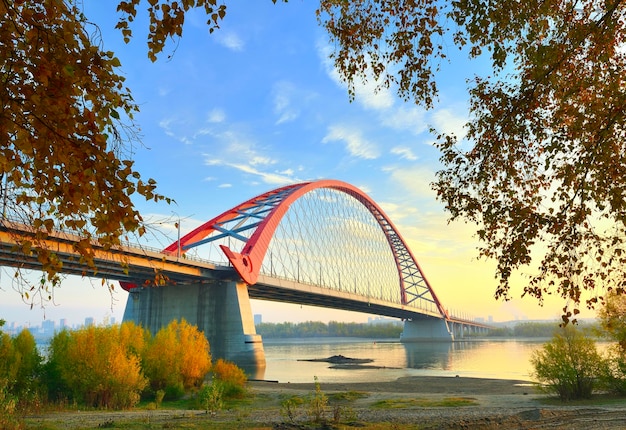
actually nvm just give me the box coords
[357,184,372,195]
[216,31,244,51]
[354,80,395,111]
[204,159,297,185]
[391,146,418,161]
[211,130,278,167]
[218,183,232,188]
[273,82,300,124]
[159,116,195,144]
[322,125,380,159]
[249,155,274,166]
[383,106,427,135]
[388,166,437,200]
[158,117,175,136]
[317,40,394,112]
[431,107,467,140]
[207,108,226,123]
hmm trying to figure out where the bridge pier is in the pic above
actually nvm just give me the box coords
[400,317,454,342]
[123,280,266,375]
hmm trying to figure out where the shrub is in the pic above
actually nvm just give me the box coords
[45,323,147,409]
[0,332,17,391]
[0,378,21,430]
[211,359,247,398]
[197,381,223,414]
[142,319,211,399]
[531,326,606,401]
[42,330,72,402]
[11,329,41,396]
[601,345,626,395]
[280,395,305,423]
[308,376,328,423]
[0,329,42,404]
[597,291,626,394]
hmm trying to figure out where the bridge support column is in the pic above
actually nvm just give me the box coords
[123,280,265,374]
[400,318,454,342]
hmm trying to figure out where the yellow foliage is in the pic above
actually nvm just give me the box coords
[1,0,170,304]
[212,358,247,388]
[143,319,211,394]
[49,323,147,409]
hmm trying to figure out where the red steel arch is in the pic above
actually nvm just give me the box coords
[162,179,448,317]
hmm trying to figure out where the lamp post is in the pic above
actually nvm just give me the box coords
[171,211,182,260]
[176,221,181,259]
[171,212,194,261]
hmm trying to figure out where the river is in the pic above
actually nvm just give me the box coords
[258,338,547,383]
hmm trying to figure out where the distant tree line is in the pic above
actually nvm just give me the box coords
[256,320,604,339]
[485,321,601,338]
[256,321,403,339]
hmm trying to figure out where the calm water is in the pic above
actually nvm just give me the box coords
[258,338,545,384]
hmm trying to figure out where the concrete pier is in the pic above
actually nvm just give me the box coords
[400,317,454,342]
[123,280,266,373]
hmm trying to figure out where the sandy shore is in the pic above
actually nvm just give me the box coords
[251,376,626,429]
[23,375,626,429]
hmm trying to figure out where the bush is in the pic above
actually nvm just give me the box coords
[11,329,42,397]
[142,319,211,399]
[308,376,328,423]
[0,329,42,410]
[42,330,72,402]
[0,378,21,430]
[211,359,247,398]
[197,381,224,413]
[45,323,147,409]
[601,345,626,395]
[280,395,305,423]
[531,326,606,401]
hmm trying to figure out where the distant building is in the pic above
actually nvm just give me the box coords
[253,314,262,325]
[84,317,95,327]
[42,319,55,335]
[60,319,68,330]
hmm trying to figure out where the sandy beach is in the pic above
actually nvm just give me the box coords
[23,375,626,429]
[250,376,626,429]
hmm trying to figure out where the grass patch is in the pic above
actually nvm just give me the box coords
[137,396,192,410]
[538,393,626,407]
[328,390,370,403]
[371,397,478,409]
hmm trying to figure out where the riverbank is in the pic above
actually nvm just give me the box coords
[23,375,626,429]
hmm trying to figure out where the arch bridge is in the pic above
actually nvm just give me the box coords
[121,180,488,369]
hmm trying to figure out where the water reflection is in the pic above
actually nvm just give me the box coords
[260,338,544,383]
[404,339,542,379]
[402,342,455,370]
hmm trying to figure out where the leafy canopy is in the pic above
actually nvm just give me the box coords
[318,0,626,320]
[1,0,170,301]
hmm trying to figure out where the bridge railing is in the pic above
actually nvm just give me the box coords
[0,215,220,267]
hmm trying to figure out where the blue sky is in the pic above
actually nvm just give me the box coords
[1,1,591,328]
